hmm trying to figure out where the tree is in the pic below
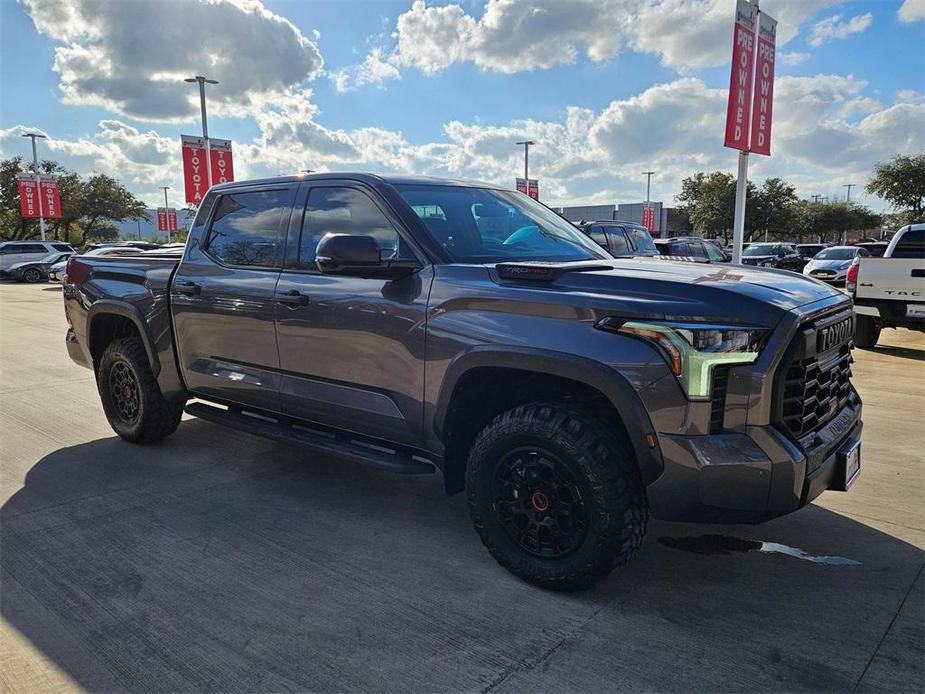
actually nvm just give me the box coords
[748,177,798,242]
[866,153,925,224]
[78,174,149,246]
[792,200,881,243]
[676,171,739,241]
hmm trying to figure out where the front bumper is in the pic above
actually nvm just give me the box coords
[646,396,862,523]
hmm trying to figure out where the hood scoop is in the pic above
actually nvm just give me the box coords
[495,260,614,282]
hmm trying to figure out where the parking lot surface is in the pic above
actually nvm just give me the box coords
[1,281,923,693]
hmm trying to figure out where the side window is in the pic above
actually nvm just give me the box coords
[51,243,73,252]
[587,226,609,251]
[703,242,724,261]
[204,189,289,267]
[298,186,407,268]
[686,241,707,259]
[607,227,632,255]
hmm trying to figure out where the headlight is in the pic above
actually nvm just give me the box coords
[597,319,768,399]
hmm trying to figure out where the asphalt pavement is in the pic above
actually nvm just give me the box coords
[1,281,922,693]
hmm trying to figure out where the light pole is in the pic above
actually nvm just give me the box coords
[22,132,48,240]
[184,75,219,189]
[843,183,855,202]
[515,140,535,183]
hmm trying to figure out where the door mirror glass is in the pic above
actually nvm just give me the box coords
[315,233,416,279]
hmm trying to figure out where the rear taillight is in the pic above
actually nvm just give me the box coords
[846,258,859,293]
[64,256,90,287]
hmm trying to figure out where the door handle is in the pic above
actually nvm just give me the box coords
[177,281,201,296]
[277,288,310,307]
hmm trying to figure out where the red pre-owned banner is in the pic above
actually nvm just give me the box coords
[39,177,62,219]
[16,176,40,218]
[209,138,234,185]
[167,209,179,233]
[527,179,539,200]
[724,0,758,151]
[156,207,168,231]
[642,206,656,232]
[181,135,208,204]
[749,11,777,156]
[515,178,528,194]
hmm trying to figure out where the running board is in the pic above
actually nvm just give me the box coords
[185,402,436,475]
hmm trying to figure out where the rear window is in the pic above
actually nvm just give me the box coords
[51,243,73,252]
[204,189,290,267]
[892,229,925,258]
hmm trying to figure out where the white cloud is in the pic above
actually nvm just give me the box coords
[898,0,925,23]
[780,52,811,67]
[338,0,841,86]
[808,12,873,47]
[329,48,401,92]
[22,0,324,122]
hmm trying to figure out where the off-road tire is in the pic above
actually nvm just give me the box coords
[97,337,183,442]
[466,401,648,591]
[854,315,880,349]
[22,268,42,283]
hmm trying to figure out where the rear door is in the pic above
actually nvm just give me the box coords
[273,181,431,445]
[171,185,295,412]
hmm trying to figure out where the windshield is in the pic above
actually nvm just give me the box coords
[626,226,658,255]
[396,185,607,263]
[743,243,779,257]
[814,247,856,260]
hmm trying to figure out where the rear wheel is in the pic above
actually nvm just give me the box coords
[97,337,184,442]
[466,401,648,591]
[854,315,880,349]
[22,268,42,283]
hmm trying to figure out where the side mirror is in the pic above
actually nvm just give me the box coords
[315,233,417,280]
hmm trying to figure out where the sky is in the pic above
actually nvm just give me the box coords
[0,0,923,212]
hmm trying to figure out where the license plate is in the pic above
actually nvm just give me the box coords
[907,304,925,318]
[841,441,861,489]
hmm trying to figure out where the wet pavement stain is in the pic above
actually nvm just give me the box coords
[658,534,861,566]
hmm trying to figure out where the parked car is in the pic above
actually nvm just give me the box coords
[796,243,829,260]
[577,220,658,257]
[740,242,805,271]
[48,246,140,281]
[0,240,75,275]
[854,241,889,258]
[849,223,925,348]
[63,173,861,591]
[802,246,869,285]
[4,251,74,283]
[655,237,730,262]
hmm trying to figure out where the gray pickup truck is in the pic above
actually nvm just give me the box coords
[63,174,862,590]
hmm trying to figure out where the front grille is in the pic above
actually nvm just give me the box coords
[776,307,855,441]
[709,366,729,433]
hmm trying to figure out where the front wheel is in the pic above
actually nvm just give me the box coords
[97,337,184,442]
[466,402,648,591]
[22,268,43,283]
[854,315,880,349]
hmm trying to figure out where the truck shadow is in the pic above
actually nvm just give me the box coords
[2,421,923,692]
[868,343,925,361]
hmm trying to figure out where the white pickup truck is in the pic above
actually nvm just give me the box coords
[849,223,925,348]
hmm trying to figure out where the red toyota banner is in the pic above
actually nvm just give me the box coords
[39,177,62,219]
[749,11,777,156]
[156,207,168,231]
[209,138,235,185]
[16,176,40,218]
[515,178,528,194]
[167,209,179,233]
[527,179,539,200]
[181,135,208,204]
[724,0,758,151]
[642,206,656,232]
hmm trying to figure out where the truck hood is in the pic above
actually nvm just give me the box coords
[492,258,846,328]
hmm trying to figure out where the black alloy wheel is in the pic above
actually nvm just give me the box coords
[492,447,590,558]
[109,361,141,424]
[22,267,42,283]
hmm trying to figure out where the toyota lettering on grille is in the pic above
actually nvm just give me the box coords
[817,317,853,353]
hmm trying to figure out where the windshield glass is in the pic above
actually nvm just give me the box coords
[814,247,856,260]
[743,243,779,256]
[396,185,607,263]
[626,226,658,255]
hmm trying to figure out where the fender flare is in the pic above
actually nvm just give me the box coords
[87,300,161,377]
[434,345,664,485]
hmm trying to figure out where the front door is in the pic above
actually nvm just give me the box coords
[171,185,295,412]
[274,182,430,445]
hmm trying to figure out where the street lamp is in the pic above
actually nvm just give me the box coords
[515,140,535,183]
[184,75,219,188]
[22,132,48,241]
[843,183,855,203]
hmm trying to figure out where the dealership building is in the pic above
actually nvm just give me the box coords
[554,201,690,238]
